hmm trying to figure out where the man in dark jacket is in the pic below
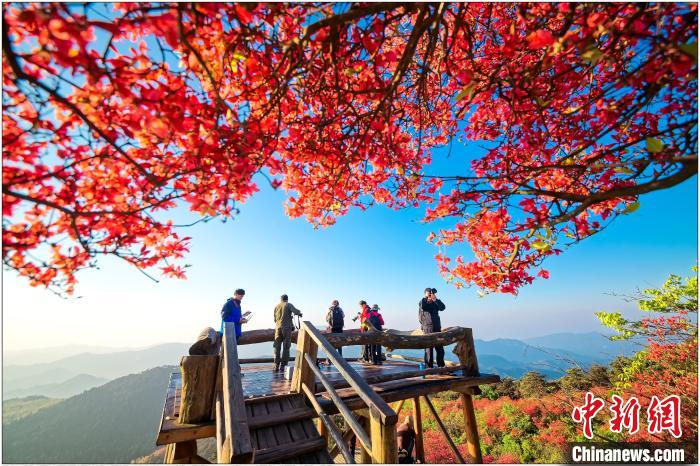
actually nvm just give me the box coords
[418,287,446,367]
[325,300,344,365]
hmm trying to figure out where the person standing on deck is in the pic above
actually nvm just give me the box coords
[273,294,303,371]
[353,300,372,362]
[419,287,446,368]
[325,300,345,365]
[368,304,385,365]
[220,288,249,340]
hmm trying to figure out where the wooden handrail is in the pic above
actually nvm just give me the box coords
[238,326,469,349]
[302,321,398,425]
[321,364,468,391]
[218,323,253,463]
[301,382,356,464]
[304,353,372,454]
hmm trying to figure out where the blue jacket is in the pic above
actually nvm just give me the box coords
[221,298,243,339]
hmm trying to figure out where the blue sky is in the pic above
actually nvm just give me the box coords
[3,144,697,350]
[3,4,697,351]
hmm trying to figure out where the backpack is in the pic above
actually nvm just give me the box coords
[369,312,383,331]
[329,307,344,329]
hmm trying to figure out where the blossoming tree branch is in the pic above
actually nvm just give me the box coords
[3,3,697,294]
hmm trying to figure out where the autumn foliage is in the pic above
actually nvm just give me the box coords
[418,270,697,463]
[3,3,697,294]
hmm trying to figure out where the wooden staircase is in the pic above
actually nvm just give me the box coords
[246,394,331,463]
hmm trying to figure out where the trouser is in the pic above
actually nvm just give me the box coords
[327,328,343,363]
[362,345,371,361]
[370,344,382,364]
[422,322,444,368]
[274,327,292,366]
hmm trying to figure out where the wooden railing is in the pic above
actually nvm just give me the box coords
[215,322,253,463]
[290,323,484,464]
[292,321,398,463]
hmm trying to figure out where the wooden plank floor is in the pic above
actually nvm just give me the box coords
[158,359,499,455]
[240,359,422,398]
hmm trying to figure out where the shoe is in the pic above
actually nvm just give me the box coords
[273,363,280,372]
[280,365,287,373]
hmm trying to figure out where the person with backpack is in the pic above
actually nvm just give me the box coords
[418,287,446,367]
[353,300,372,362]
[368,304,385,365]
[325,299,345,365]
[273,294,303,371]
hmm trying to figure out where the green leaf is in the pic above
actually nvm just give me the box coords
[622,201,640,214]
[614,166,635,175]
[531,240,551,251]
[646,137,664,153]
[455,83,476,102]
[581,47,603,64]
[680,42,698,63]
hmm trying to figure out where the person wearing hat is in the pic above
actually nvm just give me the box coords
[273,294,303,371]
[353,300,372,362]
[368,304,385,365]
[418,287,446,367]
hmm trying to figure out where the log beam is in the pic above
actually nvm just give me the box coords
[461,393,483,463]
[359,417,372,464]
[238,326,472,351]
[412,397,424,464]
[179,355,218,424]
[370,410,397,464]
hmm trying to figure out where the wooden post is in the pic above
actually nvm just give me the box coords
[215,390,226,463]
[291,328,318,393]
[359,416,372,464]
[221,323,253,463]
[179,355,219,423]
[461,393,483,463]
[393,399,405,416]
[370,409,397,464]
[164,440,197,463]
[412,397,424,464]
[452,329,479,377]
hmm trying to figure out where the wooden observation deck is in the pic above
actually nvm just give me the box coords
[157,322,499,464]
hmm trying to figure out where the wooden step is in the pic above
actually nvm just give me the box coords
[253,437,327,463]
[247,406,315,429]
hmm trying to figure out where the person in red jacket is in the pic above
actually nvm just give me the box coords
[353,300,372,362]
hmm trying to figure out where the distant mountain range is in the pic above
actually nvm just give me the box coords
[1,331,644,463]
[3,366,174,463]
[3,374,108,400]
[3,331,640,400]
[4,344,134,366]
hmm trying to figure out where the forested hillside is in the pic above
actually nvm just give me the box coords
[3,366,173,463]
